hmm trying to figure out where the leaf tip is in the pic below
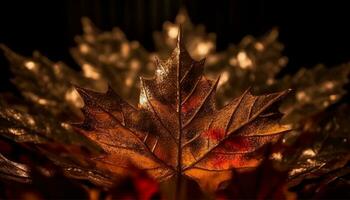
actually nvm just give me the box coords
[177,25,185,49]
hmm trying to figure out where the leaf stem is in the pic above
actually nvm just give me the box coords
[176,34,184,199]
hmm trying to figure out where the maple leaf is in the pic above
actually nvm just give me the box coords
[277,103,350,198]
[74,30,290,191]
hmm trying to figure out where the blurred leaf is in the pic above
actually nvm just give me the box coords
[71,17,154,104]
[0,153,31,184]
[0,45,99,119]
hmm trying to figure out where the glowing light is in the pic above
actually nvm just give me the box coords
[306,159,315,164]
[125,77,133,87]
[8,128,25,136]
[323,81,335,90]
[196,41,213,57]
[61,122,71,130]
[229,57,237,66]
[271,152,283,161]
[82,64,100,79]
[302,148,316,157]
[121,42,130,57]
[218,71,229,87]
[296,91,310,102]
[266,78,274,85]
[65,88,84,108]
[37,98,49,105]
[24,61,37,71]
[26,93,51,106]
[254,42,264,51]
[79,44,90,54]
[323,101,329,107]
[290,168,305,176]
[130,59,140,70]
[296,92,305,101]
[167,25,179,39]
[329,94,338,101]
[27,117,35,126]
[237,51,253,69]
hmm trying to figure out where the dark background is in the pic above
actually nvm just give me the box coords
[0,0,349,91]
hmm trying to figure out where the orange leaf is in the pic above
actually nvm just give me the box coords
[74,30,291,191]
